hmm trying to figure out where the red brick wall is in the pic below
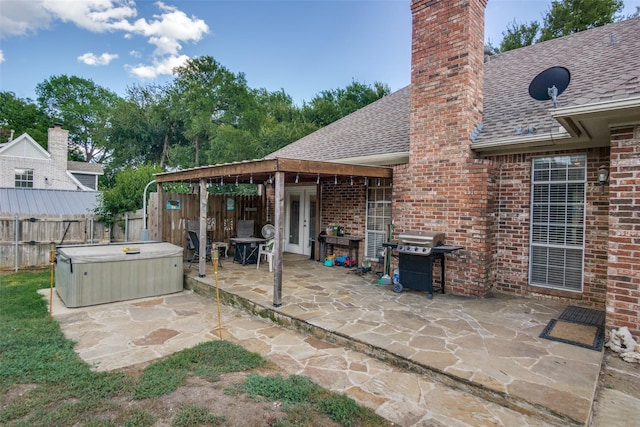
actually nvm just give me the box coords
[607,126,640,337]
[492,149,609,309]
[321,179,367,258]
[401,0,494,296]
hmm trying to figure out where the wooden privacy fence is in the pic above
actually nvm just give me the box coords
[158,192,265,249]
[0,214,108,271]
[0,192,265,271]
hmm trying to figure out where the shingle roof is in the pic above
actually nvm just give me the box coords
[266,85,410,162]
[0,188,100,215]
[478,16,640,143]
[67,161,104,174]
[267,17,640,160]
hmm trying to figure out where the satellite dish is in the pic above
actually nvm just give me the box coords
[261,224,275,240]
[528,66,571,108]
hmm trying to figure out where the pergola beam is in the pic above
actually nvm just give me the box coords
[154,158,392,184]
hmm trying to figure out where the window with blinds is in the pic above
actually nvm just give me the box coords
[365,180,392,260]
[529,155,586,291]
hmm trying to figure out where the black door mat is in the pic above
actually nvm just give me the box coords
[558,305,605,327]
[539,318,605,351]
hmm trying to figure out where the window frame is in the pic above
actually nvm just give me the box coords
[15,168,34,188]
[528,155,586,292]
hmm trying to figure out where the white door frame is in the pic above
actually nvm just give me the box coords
[284,186,316,255]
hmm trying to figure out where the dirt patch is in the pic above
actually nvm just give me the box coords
[1,384,39,409]
[110,362,346,427]
[597,351,640,398]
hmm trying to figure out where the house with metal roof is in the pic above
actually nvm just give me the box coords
[156,5,640,338]
[0,124,103,215]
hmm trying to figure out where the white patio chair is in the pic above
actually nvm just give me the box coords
[257,239,275,272]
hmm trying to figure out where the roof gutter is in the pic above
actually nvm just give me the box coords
[550,96,640,117]
[328,152,409,166]
[551,97,640,138]
[471,130,573,154]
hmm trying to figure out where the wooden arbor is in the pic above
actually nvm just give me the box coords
[155,157,392,306]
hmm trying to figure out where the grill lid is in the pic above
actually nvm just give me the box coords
[398,230,445,247]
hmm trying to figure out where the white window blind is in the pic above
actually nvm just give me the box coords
[529,156,586,291]
[365,181,392,260]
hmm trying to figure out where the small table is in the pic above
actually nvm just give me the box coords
[230,237,266,265]
[320,235,363,268]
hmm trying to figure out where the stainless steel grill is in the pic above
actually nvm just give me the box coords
[396,231,445,255]
[392,230,461,299]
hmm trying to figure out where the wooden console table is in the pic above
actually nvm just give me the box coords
[321,235,363,267]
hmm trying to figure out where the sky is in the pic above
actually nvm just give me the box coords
[1,0,639,106]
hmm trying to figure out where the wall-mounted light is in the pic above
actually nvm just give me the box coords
[598,165,609,194]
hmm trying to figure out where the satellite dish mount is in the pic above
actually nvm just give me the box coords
[528,66,571,108]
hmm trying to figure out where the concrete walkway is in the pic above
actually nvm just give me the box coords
[41,254,636,426]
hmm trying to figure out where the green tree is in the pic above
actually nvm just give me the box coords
[36,75,120,162]
[94,163,162,223]
[493,0,624,53]
[302,81,390,128]
[497,20,541,52]
[0,91,50,145]
[540,0,623,42]
[106,83,184,173]
[172,56,259,167]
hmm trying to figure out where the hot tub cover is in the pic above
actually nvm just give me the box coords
[56,242,183,263]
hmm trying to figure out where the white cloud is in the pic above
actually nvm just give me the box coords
[126,54,189,79]
[78,52,119,66]
[0,50,4,63]
[0,0,51,38]
[1,0,209,78]
[129,50,141,58]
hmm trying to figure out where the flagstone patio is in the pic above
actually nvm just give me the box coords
[185,253,604,426]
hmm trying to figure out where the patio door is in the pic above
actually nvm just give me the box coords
[284,186,316,255]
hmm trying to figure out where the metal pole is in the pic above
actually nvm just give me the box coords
[14,216,19,272]
[141,179,155,241]
[89,217,94,244]
[124,213,129,242]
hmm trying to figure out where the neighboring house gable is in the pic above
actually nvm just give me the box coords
[0,125,103,191]
[0,133,50,160]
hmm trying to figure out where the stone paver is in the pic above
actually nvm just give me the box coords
[43,288,552,426]
[41,253,635,426]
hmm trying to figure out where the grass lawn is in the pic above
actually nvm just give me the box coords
[0,271,391,427]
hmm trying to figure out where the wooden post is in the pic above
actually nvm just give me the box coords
[157,183,163,242]
[199,178,207,277]
[273,171,284,306]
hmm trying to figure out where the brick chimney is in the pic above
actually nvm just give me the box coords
[397,0,495,297]
[47,124,69,167]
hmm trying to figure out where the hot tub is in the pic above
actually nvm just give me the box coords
[55,242,183,308]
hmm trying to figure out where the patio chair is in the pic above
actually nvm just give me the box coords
[257,239,275,272]
[187,230,219,269]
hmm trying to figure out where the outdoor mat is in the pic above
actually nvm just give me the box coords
[540,316,605,351]
[558,305,605,327]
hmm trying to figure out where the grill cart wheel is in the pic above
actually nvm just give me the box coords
[393,282,403,293]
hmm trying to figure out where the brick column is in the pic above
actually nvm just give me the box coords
[400,0,494,296]
[607,125,640,338]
